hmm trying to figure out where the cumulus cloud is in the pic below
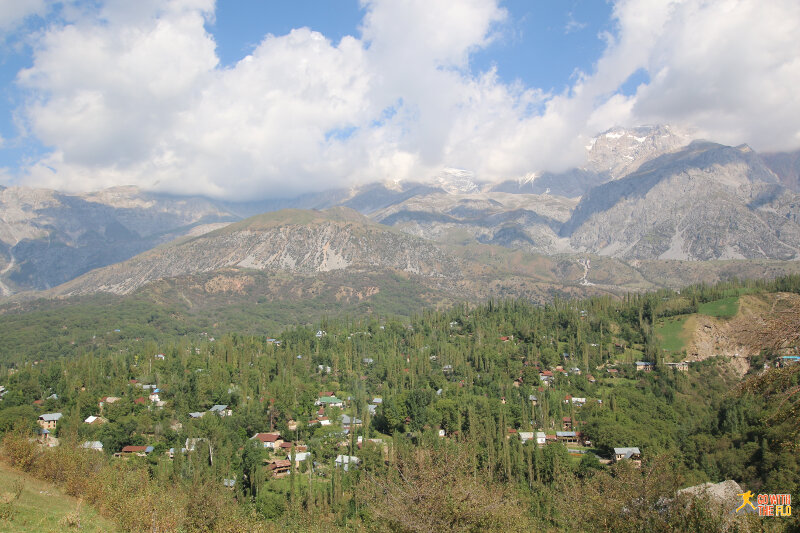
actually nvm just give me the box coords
[8,0,800,199]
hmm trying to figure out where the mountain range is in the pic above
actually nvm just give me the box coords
[2,124,800,307]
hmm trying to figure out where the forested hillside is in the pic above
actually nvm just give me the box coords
[1,276,799,531]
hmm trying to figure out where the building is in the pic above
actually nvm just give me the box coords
[613,447,642,467]
[635,361,654,372]
[37,428,57,447]
[84,415,107,425]
[315,396,344,408]
[80,441,104,451]
[117,445,154,457]
[99,396,120,411]
[38,412,62,431]
[252,432,283,449]
[665,361,689,372]
[536,432,547,446]
[556,431,579,444]
[209,404,232,417]
[518,431,533,443]
[335,455,359,471]
[562,417,573,431]
[340,414,362,430]
[267,460,292,478]
[289,451,311,466]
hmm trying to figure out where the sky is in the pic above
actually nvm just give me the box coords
[0,0,798,200]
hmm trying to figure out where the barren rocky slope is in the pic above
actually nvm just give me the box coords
[0,185,237,294]
[562,142,800,260]
[49,208,463,296]
[687,292,800,375]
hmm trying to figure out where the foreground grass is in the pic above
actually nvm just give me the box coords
[0,461,116,533]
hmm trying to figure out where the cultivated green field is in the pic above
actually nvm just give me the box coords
[698,296,739,318]
[654,315,693,353]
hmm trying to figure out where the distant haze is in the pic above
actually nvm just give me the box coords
[1,0,799,200]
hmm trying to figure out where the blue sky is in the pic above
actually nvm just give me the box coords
[0,0,797,199]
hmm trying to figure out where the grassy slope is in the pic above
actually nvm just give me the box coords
[697,296,739,318]
[0,462,115,533]
[655,296,741,354]
[655,315,695,353]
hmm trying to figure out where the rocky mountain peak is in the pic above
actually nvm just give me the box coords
[586,124,690,179]
[434,168,479,194]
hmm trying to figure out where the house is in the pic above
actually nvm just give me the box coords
[36,428,57,447]
[539,370,554,386]
[134,397,147,405]
[372,397,382,404]
[571,397,586,406]
[362,357,374,365]
[315,396,344,408]
[335,455,359,471]
[287,419,298,431]
[367,404,377,415]
[99,396,120,411]
[587,375,596,383]
[613,447,642,467]
[38,412,62,430]
[556,431,579,444]
[185,438,210,452]
[562,417,573,431]
[209,404,232,417]
[266,459,292,478]
[80,441,104,451]
[289,452,311,465]
[518,431,534,443]
[84,415,107,425]
[252,432,283,449]
[340,414,362,430]
[154,353,165,360]
[529,395,538,405]
[188,411,205,419]
[223,478,236,489]
[166,447,187,459]
[117,445,154,457]
[606,368,619,376]
[536,432,547,446]
[666,361,689,372]
[635,361,654,372]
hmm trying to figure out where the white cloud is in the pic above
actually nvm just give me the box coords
[0,0,50,32]
[9,0,800,199]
